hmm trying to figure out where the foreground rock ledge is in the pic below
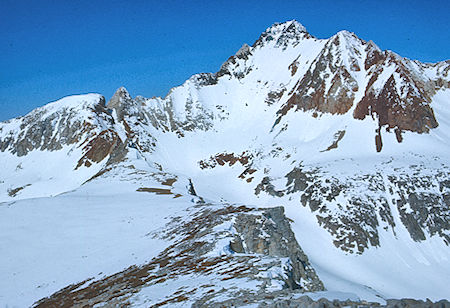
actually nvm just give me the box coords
[34,205,323,307]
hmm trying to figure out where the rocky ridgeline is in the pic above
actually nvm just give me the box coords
[2,22,449,160]
[0,95,113,157]
[34,200,323,307]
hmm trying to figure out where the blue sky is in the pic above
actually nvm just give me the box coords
[1,0,449,121]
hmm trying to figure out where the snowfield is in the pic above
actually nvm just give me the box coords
[0,161,191,307]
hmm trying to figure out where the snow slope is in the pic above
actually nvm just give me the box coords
[0,156,193,307]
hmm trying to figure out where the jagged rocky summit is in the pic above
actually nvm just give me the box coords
[0,20,449,307]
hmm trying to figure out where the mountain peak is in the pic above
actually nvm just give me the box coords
[235,43,251,57]
[366,40,381,51]
[32,93,105,119]
[253,20,309,48]
[331,30,361,46]
[110,87,131,101]
[108,87,131,108]
[107,87,133,121]
[268,20,307,34]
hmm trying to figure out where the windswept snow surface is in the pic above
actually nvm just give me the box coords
[0,146,104,203]
[0,159,193,307]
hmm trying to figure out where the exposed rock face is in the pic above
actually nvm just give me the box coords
[199,151,253,169]
[270,28,448,152]
[106,83,216,153]
[252,20,309,49]
[266,88,286,105]
[354,55,439,151]
[393,176,450,244]
[232,207,322,291]
[7,184,31,197]
[106,86,133,121]
[75,129,123,169]
[218,44,253,78]
[0,93,131,172]
[0,95,112,156]
[320,130,346,152]
[257,161,450,254]
[255,176,285,198]
[34,204,324,307]
[278,33,360,118]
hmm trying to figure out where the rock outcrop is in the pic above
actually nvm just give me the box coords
[34,203,323,307]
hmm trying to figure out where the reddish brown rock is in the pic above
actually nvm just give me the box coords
[199,152,253,170]
[354,74,438,134]
[76,129,121,169]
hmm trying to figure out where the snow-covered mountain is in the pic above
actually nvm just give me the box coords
[1,20,449,307]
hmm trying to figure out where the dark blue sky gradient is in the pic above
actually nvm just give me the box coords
[1,0,449,121]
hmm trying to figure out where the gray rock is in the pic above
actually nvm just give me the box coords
[233,207,324,291]
[34,204,324,307]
